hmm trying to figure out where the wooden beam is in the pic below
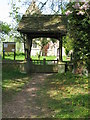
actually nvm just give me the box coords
[59,36,62,62]
[29,38,32,57]
[22,33,27,59]
[14,44,16,60]
[3,43,5,59]
[27,35,32,59]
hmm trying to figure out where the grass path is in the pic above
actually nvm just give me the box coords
[2,72,89,118]
[2,73,54,118]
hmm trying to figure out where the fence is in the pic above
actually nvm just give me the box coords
[32,60,73,71]
[2,59,74,73]
[32,59,58,65]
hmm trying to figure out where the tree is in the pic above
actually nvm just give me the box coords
[65,1,90,73]
[0,22,11,41]
[0,22,11,34]
[33,37,50,57]
[63,35,73,55]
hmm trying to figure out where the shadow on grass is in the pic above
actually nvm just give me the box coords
[47,72,89,85]
[36,72,89,118]
[2,67,30,103]
[2,67,27,80]
[46,94,89,118]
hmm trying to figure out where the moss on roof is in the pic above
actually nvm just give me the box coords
[18,15,67,33]
[17,1,67,36]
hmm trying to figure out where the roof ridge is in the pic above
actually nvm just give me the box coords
[24,0,41,16]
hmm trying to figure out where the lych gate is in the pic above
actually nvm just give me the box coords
[17,1,67,73]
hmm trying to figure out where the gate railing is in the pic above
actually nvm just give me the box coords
[32,59,59,65]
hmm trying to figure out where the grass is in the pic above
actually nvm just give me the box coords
[36,72,89,118]
[2,52,70,61]
[31,56,56,60]
[3,52,57,60]
[2,67,31,104]
[3,52,25,60]
[3,52,56,60]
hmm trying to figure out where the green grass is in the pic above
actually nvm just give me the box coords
[3,53,69,61]
[3,53,56,60]
[31,56,56,60]
[63,56,70,61]
[2,67,31,104]
[36,72,89,118]
[3,52,25,60]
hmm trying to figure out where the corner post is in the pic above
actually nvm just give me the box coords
[59,36,62,62]
[29,38,32,58]
[3,43,5,59]
[27,35,32,59]
[14,43,16,60]
[58,36,65,73]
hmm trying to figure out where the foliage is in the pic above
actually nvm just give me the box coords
[65,1,90,72]
[0,22,11,42]
[1,0,23,45]
[9,0,22,25]
[63,35,74,55]
[0,22,11,34]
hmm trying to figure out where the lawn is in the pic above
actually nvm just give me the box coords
[2,52,69,61]
[2,52,56,60]
[2,67,31,104]
[2,53,25,60]
[36,72,89,118]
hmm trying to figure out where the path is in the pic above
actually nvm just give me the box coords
[2,73,53,118]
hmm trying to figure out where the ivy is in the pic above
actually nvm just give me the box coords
[65,1,90,72]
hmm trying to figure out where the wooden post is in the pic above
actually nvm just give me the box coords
[14,43,15,60]
[26,49,28,59]
[29,38,32,58]
[43,58,46,65]
[3,43,5,59]
[14,51,15,60]
[71,53,73,61]
[24,41,26,59]
[59,36,62,62]
[26,35,33,60]
[27,36,30,60]
[23,34,27,60]
[27,49,30,59]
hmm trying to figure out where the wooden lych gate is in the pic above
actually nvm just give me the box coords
[17,1,68,73]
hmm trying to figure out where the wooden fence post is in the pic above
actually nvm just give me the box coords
[3,43,5,59]
[43,58,46,65]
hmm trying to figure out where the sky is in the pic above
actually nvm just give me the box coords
[0,0,69,24]
[0,0,11,23]
[0,0,27,24]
